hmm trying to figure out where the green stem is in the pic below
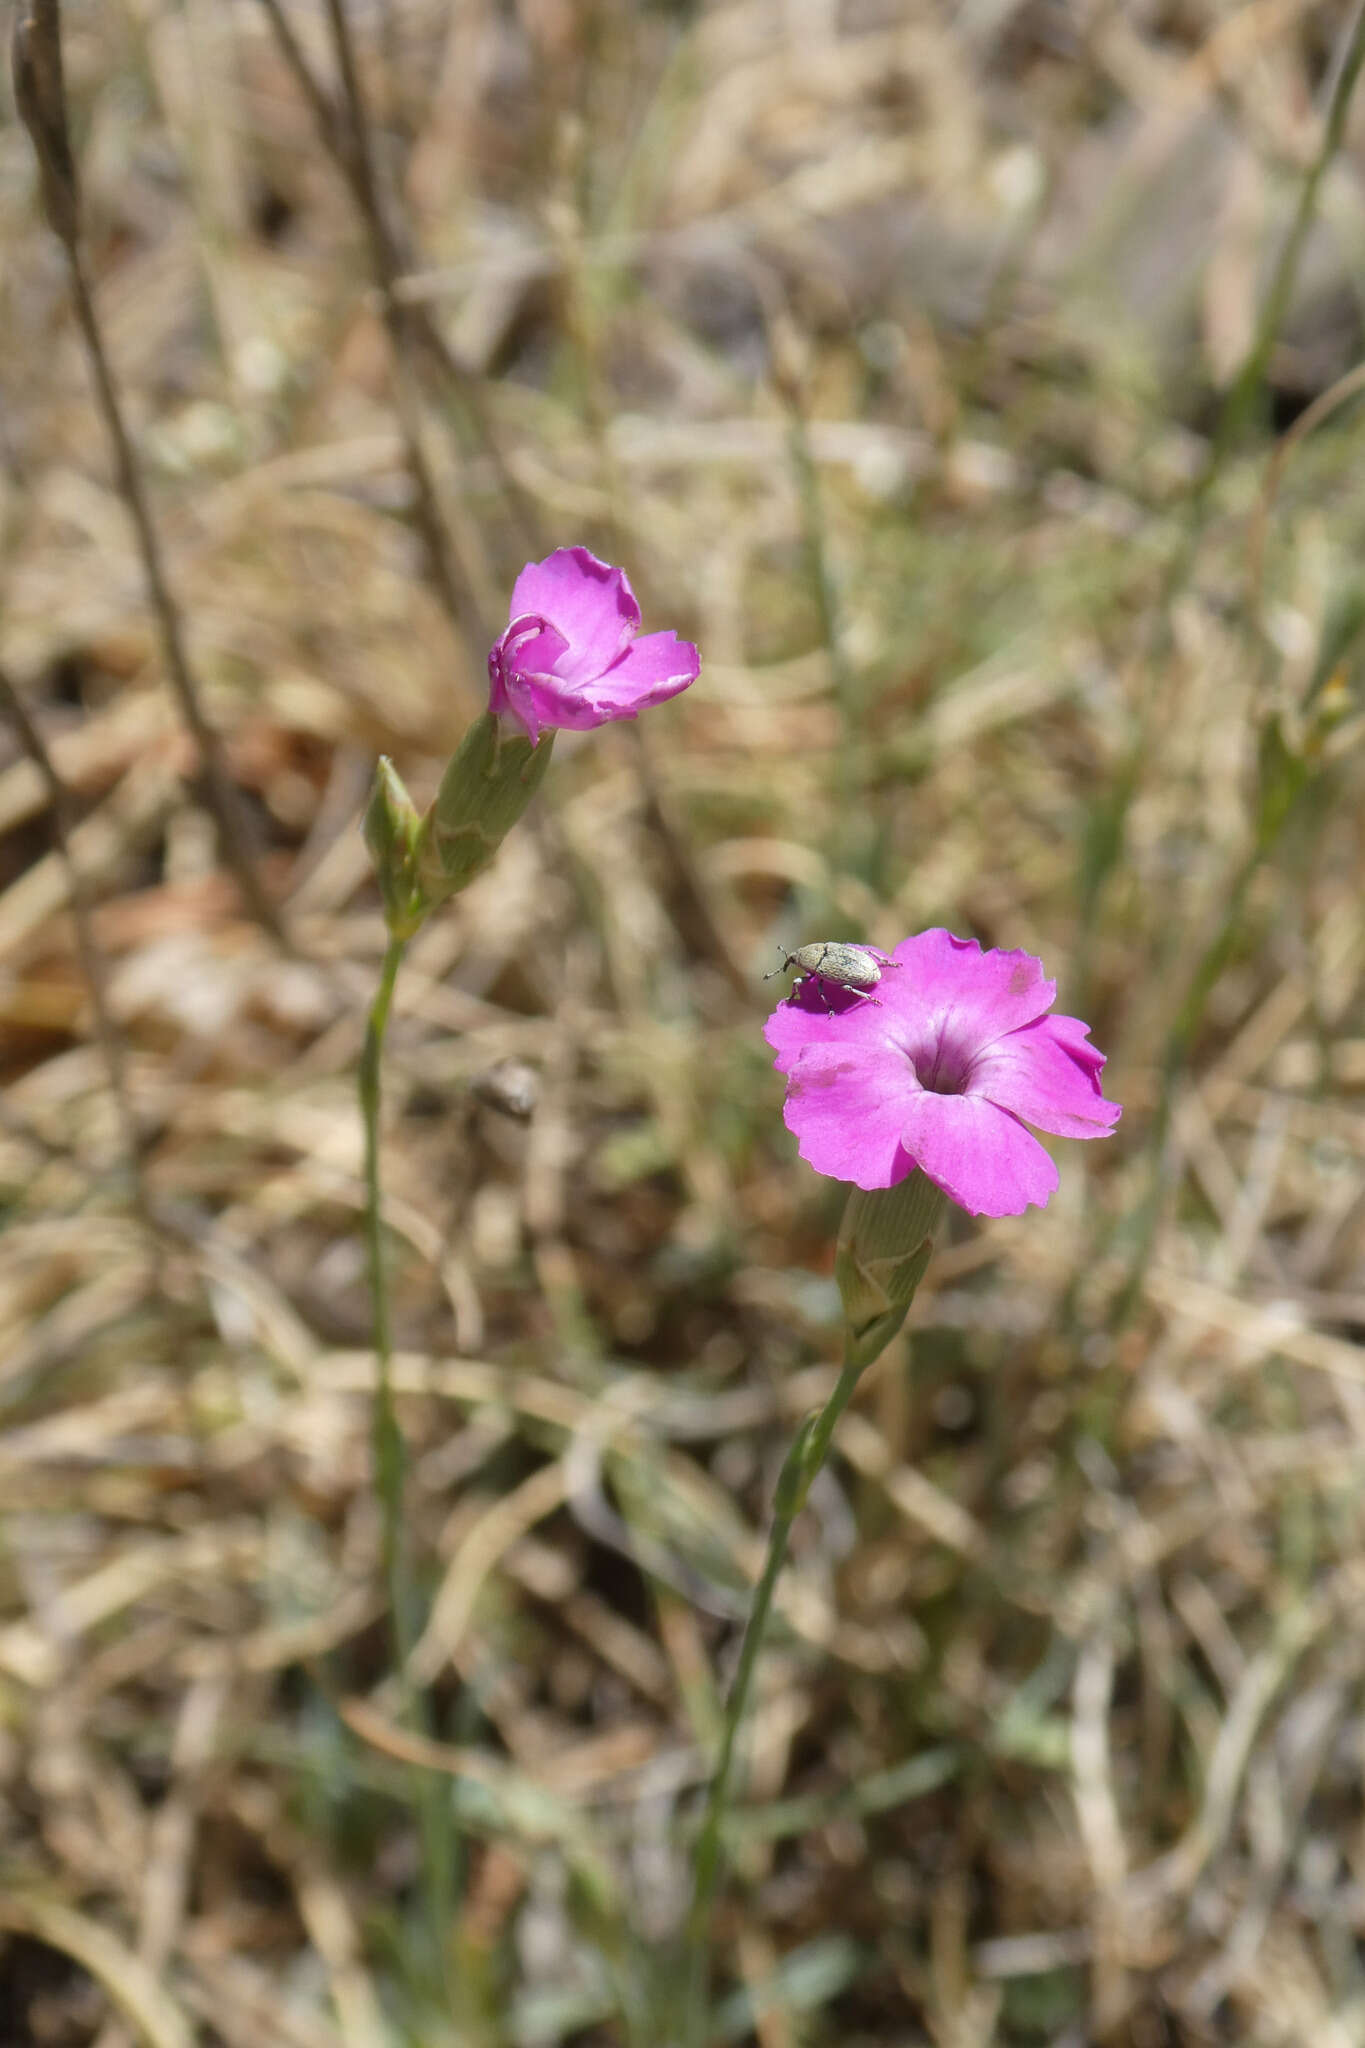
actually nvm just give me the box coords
[1069,1,1365,1338]
[681,1344,879,2048]
[796,1352,870,1510]
[1074,0,1365,988]
[1207,0,1365,474]
[359,934,458,1993]
[361,934,410,1658]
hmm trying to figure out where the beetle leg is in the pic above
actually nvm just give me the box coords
[796,974,835,1014]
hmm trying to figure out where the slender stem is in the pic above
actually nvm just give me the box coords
[1074,0,1365,1332]
[682,1421,810,2047]
[682,1345,871,2048]
[318,0,480,640]
[253,0,538,582]
[360,932,409,1655]
[1206,0,1365,475]
[12,0,284,946]
[359,935,458,1990]
[796,1353,869,1508]
[1075,0,1365,987]
[62,240,290,951]
[0,663,150,1225]
[1106,0,1365,1319]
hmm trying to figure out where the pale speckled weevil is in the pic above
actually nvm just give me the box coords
[764,941,896,1013]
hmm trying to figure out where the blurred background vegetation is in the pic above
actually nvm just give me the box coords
[4,1,1365,2042]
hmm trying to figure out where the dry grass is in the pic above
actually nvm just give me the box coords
[4,2,1365,2043]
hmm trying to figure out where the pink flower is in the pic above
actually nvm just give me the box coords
[765,929,1120,1218]
[487,547,700,745]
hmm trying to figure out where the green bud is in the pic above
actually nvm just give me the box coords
[834,1171,944,1368]
[364,756,428,939]
[412,712,556,909]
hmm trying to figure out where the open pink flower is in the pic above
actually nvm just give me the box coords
[765,929,1120,1217]
[487,547,700,745]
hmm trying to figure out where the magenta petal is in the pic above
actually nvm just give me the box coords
[586,631,701,715]
[968,1014,1121,1140]
[490,679,540,742]
[488,619,570,741]
[884,929,1057,1047]
[1037,1012,1110,1083]
[765,924,1118,1216]
[780,1042,921,1189]
[900,1092,1060,1217]
[764,991,891,1065]
[503,668,655,737]
[509,548,640,682]
[499,617,569,678]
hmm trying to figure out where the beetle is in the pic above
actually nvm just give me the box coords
[764,940,895,1012]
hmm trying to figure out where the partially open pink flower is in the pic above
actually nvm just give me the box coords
[765,929,1120,1218]
[487,547,700,745]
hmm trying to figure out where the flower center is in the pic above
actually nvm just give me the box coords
[904,1023,972,1096]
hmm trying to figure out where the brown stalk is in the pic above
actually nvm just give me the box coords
[11,0,288,951]
[318,0,482,636]
[0,664,151,1227]
[252,0,539,587]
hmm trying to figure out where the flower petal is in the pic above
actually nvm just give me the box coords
[764,985,893,1064]
[778,1041,922,1190]
[1037,1012,1111,1083]
[489,672,568,743]
[968,1013,1121,1139]
[499,616,568,677]
[510,548,640,682]
[583,631,700,716]
[899,1092,1059,1217]
[882,929,1057,1049]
